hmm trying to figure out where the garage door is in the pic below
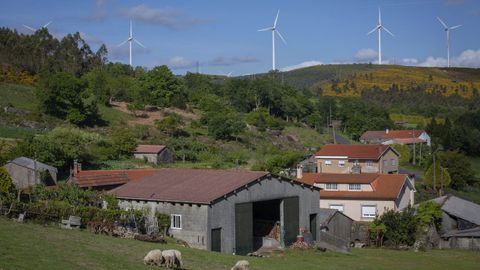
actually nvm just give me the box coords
[235,202,253,255]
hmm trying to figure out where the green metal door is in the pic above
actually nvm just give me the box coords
[283,197,299,246]
[310,214,317,241]
[211,228,221,252]
[235,202,253,255]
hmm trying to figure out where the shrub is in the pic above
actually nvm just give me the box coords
[369,207,418,247]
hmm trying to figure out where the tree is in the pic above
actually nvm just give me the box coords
[155,113,184,137]
[138,65,186,108]
[37,72,101,126]
[0,167,16,204]
[110,128,137,159]
[437,150,476,189]
[390,144,411,166]
[424,162,452,190]
[371,207,418,247]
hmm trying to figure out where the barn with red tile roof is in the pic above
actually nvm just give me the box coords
[109,168,321,255]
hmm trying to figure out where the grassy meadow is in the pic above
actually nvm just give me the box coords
[1,217,480,270]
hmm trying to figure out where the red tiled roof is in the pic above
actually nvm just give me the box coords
[390,138,426,144]
[110,168,271,204]
[298,173,410,200]
[72,169,161,188]
[134,144,166,154]
[361,130,425,141]
[315,144,393,159]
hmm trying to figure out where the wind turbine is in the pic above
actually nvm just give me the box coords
[22,21,52,32]
[258,9,286,71]
[437,17,461,68]
[367,8,394,65]
[118,20,145,67]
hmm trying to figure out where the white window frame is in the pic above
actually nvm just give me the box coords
[329,204,344,212]
[366,160,374,167]
[338,160,346,167]
[325,183,338,190]
[171,214,182,229]
[324,160,332,166]
[361,205,377,218]
[391,159,396,166]
[348,183,361,191]
[383,160,388,167]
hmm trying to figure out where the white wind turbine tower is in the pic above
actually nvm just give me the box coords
[23,21,52,32]
[258,10,287,71]
[437,17,461,68]
[367,8,394,65]
[118,20,145,67]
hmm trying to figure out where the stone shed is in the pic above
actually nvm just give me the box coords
[133,144,173,165]
[110,168,321,255]
[4,157,57,189]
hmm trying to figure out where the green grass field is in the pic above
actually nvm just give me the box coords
[0,83,38,111]
[1,217,479,270]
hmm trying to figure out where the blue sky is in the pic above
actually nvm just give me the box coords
[1,0,480,74]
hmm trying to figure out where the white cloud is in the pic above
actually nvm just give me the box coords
[281,61,323,71]
[124,5,211,29]
[355,48,378,63]
[419,49,480,68]
[168,56,196,69]
[401,58,419,65]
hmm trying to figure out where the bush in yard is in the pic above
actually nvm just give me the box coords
[369,207,418,247]
[0,167,16,207]
[416,201,442,230]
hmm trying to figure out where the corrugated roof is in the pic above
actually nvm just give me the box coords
[299,173,410,200]
[432,195,480,226]
[9,157,57,173]
[134,144,166,154]
[318,208,353,225]
[71,169,161,188]
[315,144,393,159]
[110,168,271,204]
[361,130,425,141]
[442,227,480,238]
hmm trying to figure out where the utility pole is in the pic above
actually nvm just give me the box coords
[433,152,436,193]
[330,105,336,144]
[412,128,416,166]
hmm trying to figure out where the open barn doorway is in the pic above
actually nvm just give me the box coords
[253,199,281,250]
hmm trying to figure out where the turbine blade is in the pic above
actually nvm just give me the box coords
[437,17,448,29]
[367,26,378,35]
[449,25,462,30]
[134,38,146,48]
[42,21,52,28]
[130,20,133,37]
[378,7,382,25]
[258,27,273,32]
[382,26,394,36]
[23,24,36,32]
[276,30,287,45]
[274,9,280,28]
[227,71,233,77]
[117,39,129,47]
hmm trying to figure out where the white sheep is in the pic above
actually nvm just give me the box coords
[231,260,251,270]
[143,249,163,266]
[161,249,183,269]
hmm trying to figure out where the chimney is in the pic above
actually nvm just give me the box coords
[73,160,82,176]
[385,129,389,134]
[296,165,303,180]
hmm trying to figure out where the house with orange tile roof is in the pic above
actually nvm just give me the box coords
[298,172,415,221]
[360,129,431,146]
[314,144,400,174]
[133,144,173,164]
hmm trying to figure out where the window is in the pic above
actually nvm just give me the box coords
[324,160,332,166]
[325,183,338,190]
[391,159,396,166]
[348,183,361,191]
[338,160,346,167]
[362,206,376,218]
[383,160,388,166]
[353,159,359,165]
[171,214,182,229]
[329,204,344,212]
[366,160,373,167]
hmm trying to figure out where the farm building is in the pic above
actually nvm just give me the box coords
[360,129,431,146]
[133,144,173,164]
[4,157,57,189]
[429,195,480,250]
[110,168,321,255]
[317,208,353,253]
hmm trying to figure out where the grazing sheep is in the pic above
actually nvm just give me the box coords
[143,249,163,266]
[231,260,250,270]
[161,249,183,269]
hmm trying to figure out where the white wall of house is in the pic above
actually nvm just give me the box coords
[134,153,159,164]
[320,199,395,221]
